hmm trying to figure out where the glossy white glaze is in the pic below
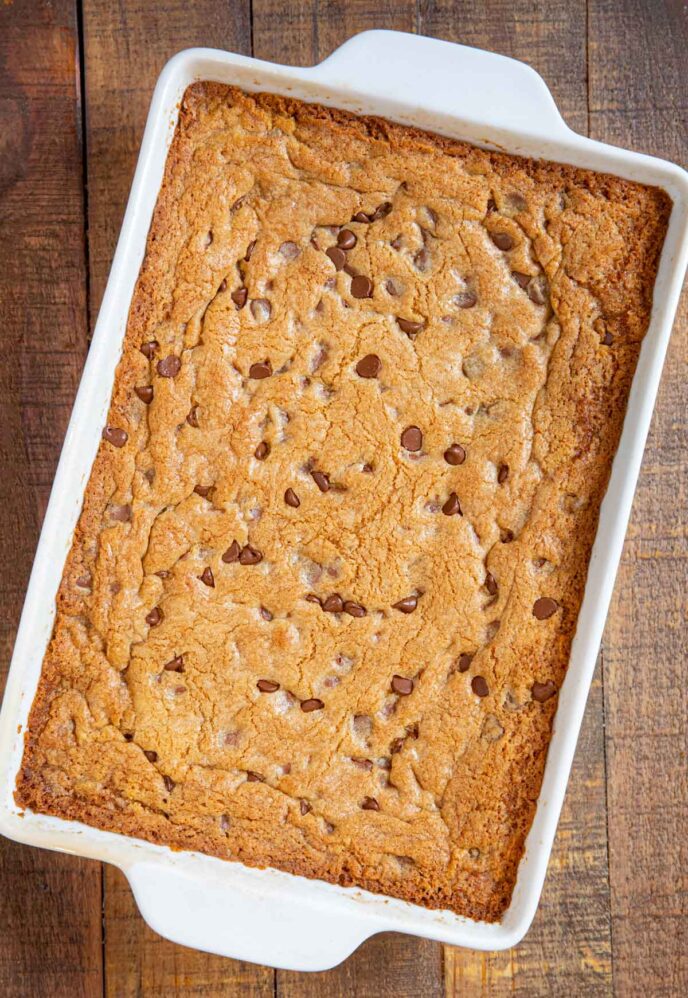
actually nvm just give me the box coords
[1,30,687,971]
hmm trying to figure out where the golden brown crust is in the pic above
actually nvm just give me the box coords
[16,83,670,922]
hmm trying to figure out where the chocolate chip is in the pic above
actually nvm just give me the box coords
[250,299,272,322]
[532,680,557,702]
[337,229,357,249]
[401,426,423,452]
[300,800,312,815]
[351,275,373,298]
[135,385,154,404]
[497,464,509,484]
[528,277,548,305]
[305,593,322,605]
[75,573,92,589]
[343,262,358,278]
[246,771,264,782]
[454,291,477,309]
[392,596,418,614]
[361,797,379,811]
[355,354,381,378]
[146,606,163,627]
[199,567,214,587]
[260,606,273,622]
[457,653,473,673]
[245,240,256,262]
[257,679,280,693]
[485,572,498,596]
[343,601,366,618]
[301,698,324,713]
[442,492,462,516]
[391,675,414,695]
[222,540,241,563]
[471,675,489,697]
[110,504,131,522]
[193,484,212,498]
[254,441,270,460]
[533,597,558,620]
[371,201,392,221]
[231,287,248,309]
[186,405,199,427]
[322,593,343,613]
[143,750,158,763]
[140,340,159,359]
[325,246,346,270]
[396,317,424,336]
[280,240,299,259]
[157,355,181,378]
[249,360,272,379]
[385,277,403,296]
[490,231,514,251]
[102,426,128,448]
[239,545,263,566]
[311,470,330,492]
[444,443,466,466]
[353,211,370,223]
[602,330,614,346]
[512,271,531,289]
[284,488,300,508]
[163,775,175,793]
[351,757,373,771]
[163,655,184,672]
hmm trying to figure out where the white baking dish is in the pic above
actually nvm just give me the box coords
[1,30,687,972]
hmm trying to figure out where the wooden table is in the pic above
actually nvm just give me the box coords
[1,1,685,994]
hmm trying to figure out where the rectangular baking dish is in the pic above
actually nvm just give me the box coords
[1,30,687,972]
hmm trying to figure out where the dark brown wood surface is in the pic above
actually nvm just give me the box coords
[0,1,685,994]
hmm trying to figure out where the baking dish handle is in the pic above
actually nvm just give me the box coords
[308,29,571,141]
[126,861,383,971]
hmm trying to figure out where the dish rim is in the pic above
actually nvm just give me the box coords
[1,30,687,971]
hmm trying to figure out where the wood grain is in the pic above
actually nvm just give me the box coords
[417,0,589,133]
[250,5,443,994]
[104,867,273,997]
[82,0,252,318]
[418,3,613,994]
[589,2,688,995]
[2,2,686,994]
[81,2,272,995]
[0,1,102,996]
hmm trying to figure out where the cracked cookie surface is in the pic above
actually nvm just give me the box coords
[16,83,670,921]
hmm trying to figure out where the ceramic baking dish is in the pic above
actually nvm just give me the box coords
[1,30,687,972]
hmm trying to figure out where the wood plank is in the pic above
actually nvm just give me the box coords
[252,0,417,69]
[588,2,688,995]
[443,669,612,996]
[416,3,614,994]
[104,867,273,997]
[0,0,102,995]
[417,0,589,134]
[277,933,442,998]
[82,0,251,318]
[81,2,272,994]
[250,3,443,994]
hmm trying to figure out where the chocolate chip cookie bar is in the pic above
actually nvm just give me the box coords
[16,84,670,922]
